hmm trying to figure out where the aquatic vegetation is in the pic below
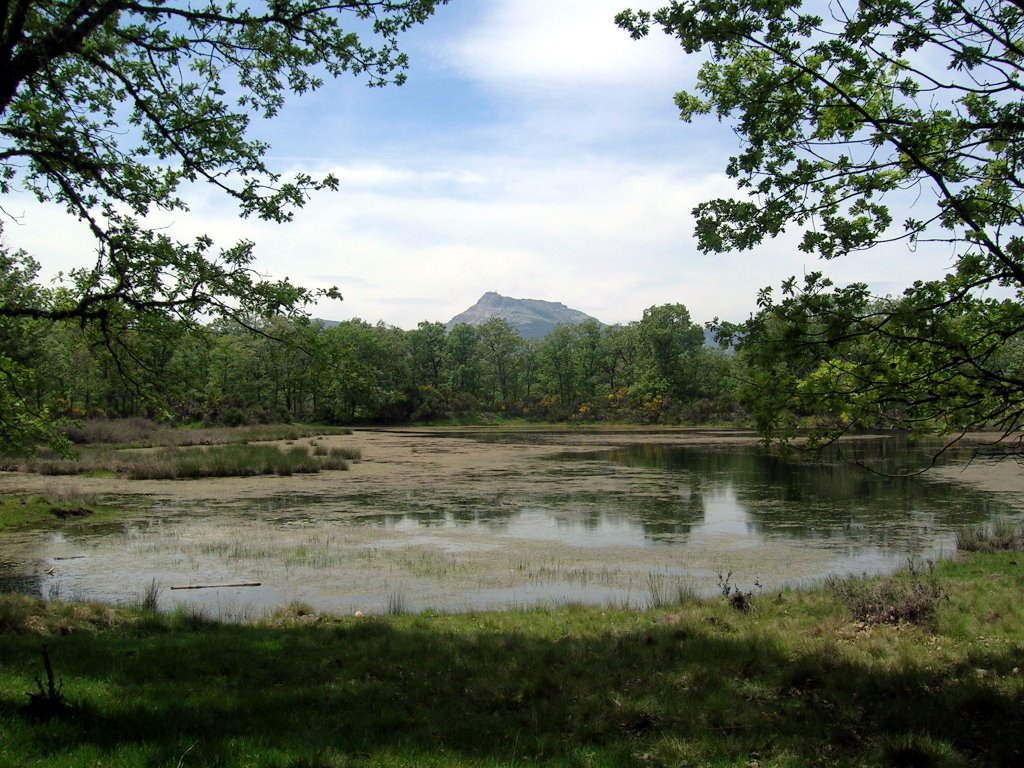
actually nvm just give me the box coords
[0,422,356,476]
[0,493,107,532]
[138,579,161,613]
[646,573,698,609]
[0,442,360,480]
[955,521,1024,552]
[386,590,410,615]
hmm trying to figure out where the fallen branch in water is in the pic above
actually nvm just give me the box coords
[170,582,261,590]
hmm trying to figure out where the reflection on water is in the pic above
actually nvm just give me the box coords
[0,433,1018,616]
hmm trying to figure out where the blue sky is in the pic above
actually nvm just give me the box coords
[13,0,959,329]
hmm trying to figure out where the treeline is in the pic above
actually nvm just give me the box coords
[15,303,742,428]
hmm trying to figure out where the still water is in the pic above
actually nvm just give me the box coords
[0,430,1019,617]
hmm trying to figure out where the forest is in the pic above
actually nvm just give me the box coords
[2,301,741,436]
[5,275,1023,454]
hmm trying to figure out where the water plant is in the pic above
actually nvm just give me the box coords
[646,573,697,609]
[121,443,352,480]
[139,579,161,613]
[2,421,356,476]
[956,521,1024,552]
[386,590,410,616]
[0,493,100,531]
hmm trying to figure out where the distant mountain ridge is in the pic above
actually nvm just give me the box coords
[446,292,603,339]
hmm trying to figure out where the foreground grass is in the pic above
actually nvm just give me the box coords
[1,552,1022,768]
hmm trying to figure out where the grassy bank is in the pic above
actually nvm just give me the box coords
[1,551,1022,767]
[0,493,117,533]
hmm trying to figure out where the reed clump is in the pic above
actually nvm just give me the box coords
[955,521,1024,552]
[124,444,352,479]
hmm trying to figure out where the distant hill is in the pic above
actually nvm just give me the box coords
[446,292,603,339]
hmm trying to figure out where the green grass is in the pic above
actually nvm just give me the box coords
[0,493,118,533]
[1,553,1022,767]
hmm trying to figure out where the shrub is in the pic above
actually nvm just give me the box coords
[61,417,161,445]
[826,559,945,627]
[717,571,758,612]
[222,408,246,427]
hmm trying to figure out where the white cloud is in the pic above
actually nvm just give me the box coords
[442,0,691,94]
[10,146,958,333]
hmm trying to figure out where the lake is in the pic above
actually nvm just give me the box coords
[0,428,1020,617]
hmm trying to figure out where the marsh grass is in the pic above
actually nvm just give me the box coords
[955,520,1024,552]
[1,441,360,480]
[0,493,110,532]
[646,573,698,609]
[386,590,410,615]
[0,420,357,476]
[138,579,161,613]
[61,418,352,448]
[123,444,336,479]
[1,553,1022,767]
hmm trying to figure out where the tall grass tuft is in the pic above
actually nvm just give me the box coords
[123,444,352,480]
[955,521,1024,552]
[139,579,161,613]
[386,591,410,615]
[330,446,362,460]
[646,574,698,609]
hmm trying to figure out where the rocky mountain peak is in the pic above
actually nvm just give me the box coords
[446,292,603,339]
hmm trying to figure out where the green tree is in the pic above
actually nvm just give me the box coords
[572,319,605,403]
[0,1,443,449]
[444,323,481,411]
[598,322,641,395]
[619,0,1024,447]
[477,318,525,408]
[408,320,447,390]
[0,246,55,452]
[534,320,606,415]
[637,303,705,403]
[538,323,579,408]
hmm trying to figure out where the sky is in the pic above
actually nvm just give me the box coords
[9,0,962,329]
